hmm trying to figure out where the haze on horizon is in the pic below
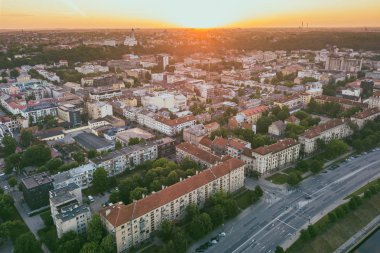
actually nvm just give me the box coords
[1,0,380,29]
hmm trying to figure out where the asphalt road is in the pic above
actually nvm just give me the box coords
[188,150,380,253]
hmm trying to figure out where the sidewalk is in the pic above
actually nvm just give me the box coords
[333,215,380,253]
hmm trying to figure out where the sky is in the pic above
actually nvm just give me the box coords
[1,0,380,29]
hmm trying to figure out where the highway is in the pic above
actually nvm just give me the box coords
[188,150,380,253]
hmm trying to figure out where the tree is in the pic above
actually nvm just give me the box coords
[21,144,51,167]
[287,172,301,186]
[45,158,64,173]
[172,227,188,252]
[108,191,120,204]
[87,149,98,159]
[2,135,17,156]
[100,234,115,253]
[87,214,106,244]
[129,187,147,202]
[93,168,108,193]
[208,205,224,227]
[118,178,137,204]
[254,186,263,197]
[4,153,21,174]
[115,140,122,150]
[80,242,102,253]
[160,220,174,242]
[223,199,239,218]
[185,204,200,223]
[14,232,42,253]
[19,129,33,148]
[188,213,213,239]
[128,137,141,146]
[166,171,179,185]
[56,231,82,253]
[275,246,285,253]
[7,177,17,188]
[72,152,85,164]
[10,69,20,79]
[256,116,272,134]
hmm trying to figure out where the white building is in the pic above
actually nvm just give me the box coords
[99,158,245,252]
[124,29,138,46]
[299,119,352,154]
[87,101,113,119]
[52,164,97,190]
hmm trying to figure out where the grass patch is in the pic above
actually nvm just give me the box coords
[345,178,380,199]
[267,173,289,185]
[234,189,256,209]
[286,191,380,253]
[139,244,162,253]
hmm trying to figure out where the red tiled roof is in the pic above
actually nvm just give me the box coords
[100,158,245,227]
[212,137,228,148]
[301,119,348,139]
[253,138,299,155]
[176,142,220,164]
[228,138,247,150]
[156,115,196,127]
[199,136,212,148]
[352,107,380,119]
[314,95,366,108]
[240,105,268,117]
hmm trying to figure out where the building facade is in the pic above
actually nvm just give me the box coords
[99,158,245,252]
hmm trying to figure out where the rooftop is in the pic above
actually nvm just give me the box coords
[100,158,245,227]
[22,172,53,189]
[301,119,348,139]
[73,132,113,151]
[253,138,299,155]
[176,142,221,165]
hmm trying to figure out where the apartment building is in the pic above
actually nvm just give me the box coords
[314,95,366,110]
[90,141,158,176]
[249,139,300,174]
[176,142,221,168]
[21,101,58,124]
[99,158,245,252]
[89,89,122,101]
[299,119,352,154]
[57,104,82,127]
[49,183,91,238]
[273,94,303,111]
[183,124,207,146]
[351,107,380,129]
[52,164,97,190]
[137,111,196,137]
[237,105,268,124]
[87,101,113,120]
[368,91,380,109]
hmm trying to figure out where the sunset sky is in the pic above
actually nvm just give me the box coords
[1,0,380,29]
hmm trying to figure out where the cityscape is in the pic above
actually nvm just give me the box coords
[0,1,380,253]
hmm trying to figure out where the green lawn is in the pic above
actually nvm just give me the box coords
[234,189,256,209]
[345,178,380,199]
[286,192,380,253]
[266,173,289,185]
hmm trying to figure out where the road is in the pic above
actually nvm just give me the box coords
[188,150,380,253]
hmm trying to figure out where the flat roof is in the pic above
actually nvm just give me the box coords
[22,172,53,189]
[73,132,113,151]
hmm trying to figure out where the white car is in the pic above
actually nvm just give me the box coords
[4,186,9,190]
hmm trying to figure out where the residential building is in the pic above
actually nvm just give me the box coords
[87,101,113,119]
[49,183,91,238]
[52,164,97,189]
[90,141,158,176]
[268,120,286,137]
[325,56,363,72]
[351,107,380,129]
[99,158,245,252]
[237,105,268,124]
[57,104,82,127]
[183,124,207,146]
[176,142,221,168]
[250,139,300,174]
[299,119,352,154]
[21,173,54,210]
[116,128,155,146]
[368,91,380,109]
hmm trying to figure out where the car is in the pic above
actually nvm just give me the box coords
[219,232,226,237]
[304,195,312,200]
[3,186,8,190]
[211,240,218,244]
[88,195,95,202]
